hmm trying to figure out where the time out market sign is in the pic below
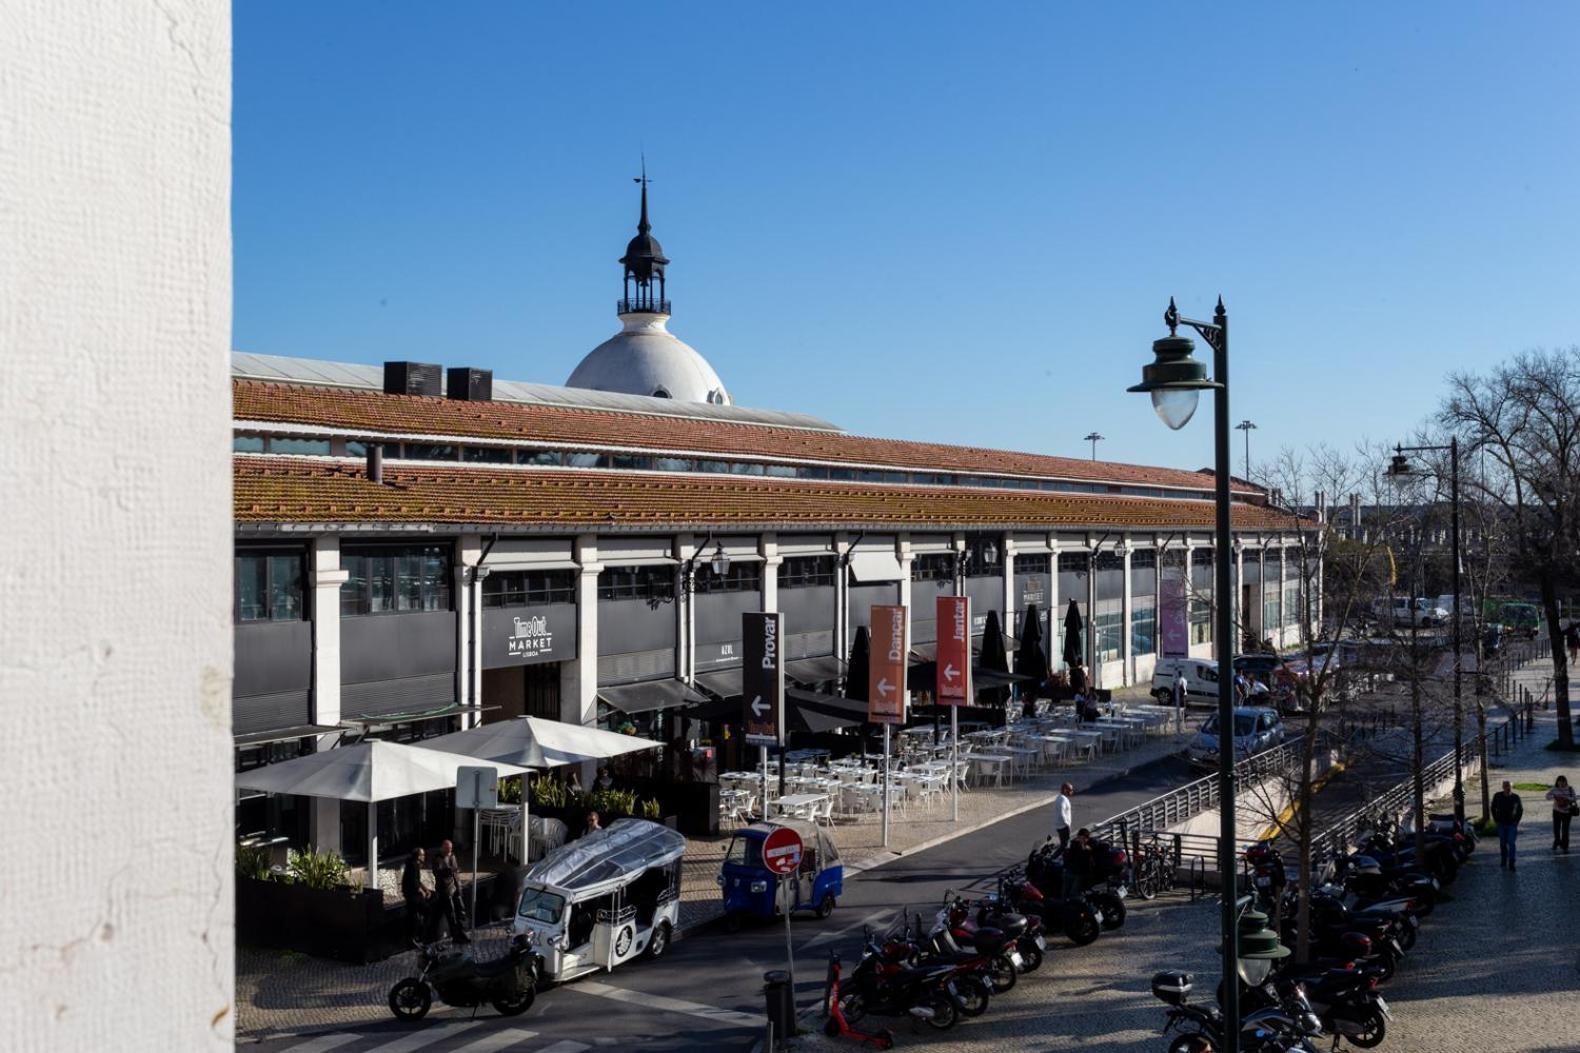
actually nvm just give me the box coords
[481,604,578,668]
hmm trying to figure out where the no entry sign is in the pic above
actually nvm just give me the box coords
[936,595,972,706]
[762,826,804,876]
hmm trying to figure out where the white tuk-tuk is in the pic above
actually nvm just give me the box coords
[512,819,686,981]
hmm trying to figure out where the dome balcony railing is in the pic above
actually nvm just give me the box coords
[617,298,671,315]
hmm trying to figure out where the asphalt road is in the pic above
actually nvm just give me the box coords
[250,754,1195,1053]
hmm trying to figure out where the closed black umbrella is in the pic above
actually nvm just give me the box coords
[845,626,872,757]
[978,610,1011,709]
[1061,598,1084,669]
[1015,603,1050,697]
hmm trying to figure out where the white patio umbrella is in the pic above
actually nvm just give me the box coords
[423,717,663,865]
[234,739,530,890]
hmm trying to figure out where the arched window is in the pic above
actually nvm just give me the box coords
[651,387,672,399]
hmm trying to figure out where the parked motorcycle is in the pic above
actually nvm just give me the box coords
[929,899,1021,994]
[388,933,541,1021]
[999,867,1103,946]
[1152,970,1325,1053]
[867,915,996,1018]
[839,929,967,1031]
[1249,968,1391,1048]
[1026,836,1130,930]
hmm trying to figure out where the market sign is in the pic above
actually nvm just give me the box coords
[868,604,908,725]
[481,604,578,668]
[1160,565,1189,657]
[936,595,972,706]
[742,611,784,746]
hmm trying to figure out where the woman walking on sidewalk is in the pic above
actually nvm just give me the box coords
[1545,775,1575,853]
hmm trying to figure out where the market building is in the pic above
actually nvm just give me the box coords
[232,187,1313,858]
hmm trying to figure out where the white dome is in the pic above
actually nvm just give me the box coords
[565,312,731,405]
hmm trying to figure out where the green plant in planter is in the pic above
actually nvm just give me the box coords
[236,843,273,882]
[531,778,568,809]
[287,847,353,890]
[498,777,523,805]
[641,798,662,820]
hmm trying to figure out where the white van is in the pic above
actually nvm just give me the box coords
[1150,657,1221,707]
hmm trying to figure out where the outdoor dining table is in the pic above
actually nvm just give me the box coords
[770,792,830,819]
[1062,730,1103,761]
[961,752,1013,787]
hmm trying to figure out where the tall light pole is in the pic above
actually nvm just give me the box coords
[1128,296,1241,1048]
[1083,432,1105,461]
[1387,438,1464,822]
[1235,419,1257,480]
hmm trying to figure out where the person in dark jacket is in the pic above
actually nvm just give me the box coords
[401,847,435,943]
[1492,780,1524,871]
[1062,828,1095,899]
[432,839,469,942]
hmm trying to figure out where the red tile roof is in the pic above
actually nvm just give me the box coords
[234,456,1303,532]
[233,380,1258,496]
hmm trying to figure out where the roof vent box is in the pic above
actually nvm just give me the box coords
[446,367,493,402]
[383,361,443,397]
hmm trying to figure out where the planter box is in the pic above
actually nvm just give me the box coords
[236,877,388,964]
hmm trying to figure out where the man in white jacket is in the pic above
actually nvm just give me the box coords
[1054,782,1075,850]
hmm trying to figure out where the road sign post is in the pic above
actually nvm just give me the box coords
[868,605,908,848]
[937,595,972,823]
[457,764,498,931]
[762,825,805,1005]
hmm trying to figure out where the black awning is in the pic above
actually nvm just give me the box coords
[786,687,865,731]
[693,668,743,699]
[908,661,1031,695]
[233,724,343,749]
[910,642,939,661]
[786,655,846,686]
[597,678,708,716]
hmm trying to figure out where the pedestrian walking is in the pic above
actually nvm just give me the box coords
[1062,827,1094,900]
[401,847,435,944]
[1545,774,1575,853]
[1492,780,1524,871]
[1053,782,1075,851]
[1567,622,1580,666]
[433,838,470,942]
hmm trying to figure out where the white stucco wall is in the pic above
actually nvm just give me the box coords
[0,3,233,1049]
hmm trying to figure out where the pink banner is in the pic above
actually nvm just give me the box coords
[1160,566,1189,657]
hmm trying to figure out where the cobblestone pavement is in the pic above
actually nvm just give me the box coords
[239,703,1191,1042]
[1375,706,1580,1053]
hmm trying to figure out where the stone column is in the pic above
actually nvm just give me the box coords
[309,535,347,854]
[835,533,852,658]
[565,534,600,727]
[458,534,482,728]
[1121,540,1134,686]
[761,532,780,614]
[1001,533,1016,631]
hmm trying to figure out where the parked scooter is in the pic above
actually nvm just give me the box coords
[1026,836,1130,930]
[865,915,996,1018]
[838,928,968,1030]
[388,933,542,1021]
[929,897,1021,994]
[1245,967,1392,1049]
[1151,970,1325,1053]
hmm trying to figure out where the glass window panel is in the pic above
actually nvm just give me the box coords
[269,437,332,456]
[1131,601,1157,657]
[764,464,796,478]
[268,554,303,620]
[404,444,457,461]
[369,554,396,613]
[610,454,652,470]
[233,435,265,453]
[655,457,696,472]
[464,446,512,463]
[345,440,368,457]
[341,554,367,616]
[730,462,765,476]
[565,452,604,468]
[236,556,267,622]
[521,450,562,466]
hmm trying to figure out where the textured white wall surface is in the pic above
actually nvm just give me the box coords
[0,2,233,1049]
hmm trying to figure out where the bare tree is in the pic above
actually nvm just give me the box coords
[1441,349,1580,750]
[1252,444,1406,963]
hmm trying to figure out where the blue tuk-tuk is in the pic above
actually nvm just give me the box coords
[719,819,842,928]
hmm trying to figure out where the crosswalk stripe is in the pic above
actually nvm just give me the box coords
[569,981,763,1028]
[361,1021,487,1052]
[536,1042,590,1053]
[450,1029,541,1053]
[280,1036,363,1053]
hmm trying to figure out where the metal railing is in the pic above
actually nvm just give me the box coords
[617,297,671,315]
[1089,736,1310,845]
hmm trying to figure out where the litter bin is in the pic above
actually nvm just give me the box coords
[763,970,795,1045]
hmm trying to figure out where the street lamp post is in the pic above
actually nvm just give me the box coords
[1083,432,1105,461]
[1386,438,1464,822]
[1128,296,1241,1049]
[1235,419,1257,480]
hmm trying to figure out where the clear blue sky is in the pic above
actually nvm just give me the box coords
[235,3,1580,473]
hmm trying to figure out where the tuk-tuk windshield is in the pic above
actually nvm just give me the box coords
[517,886,566,925]
[724,834,762,867]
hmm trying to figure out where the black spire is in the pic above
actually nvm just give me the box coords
[619,160,670,314]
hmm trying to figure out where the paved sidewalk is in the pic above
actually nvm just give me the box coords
[1377,708,1580,1053]
[239,715,1192,1042]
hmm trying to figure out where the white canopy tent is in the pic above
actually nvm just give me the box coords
[234,739,530,890]
[422,717,663,865]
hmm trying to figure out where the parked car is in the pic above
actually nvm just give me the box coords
[1187,706,1286,769]
[1376,596,1448,628]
